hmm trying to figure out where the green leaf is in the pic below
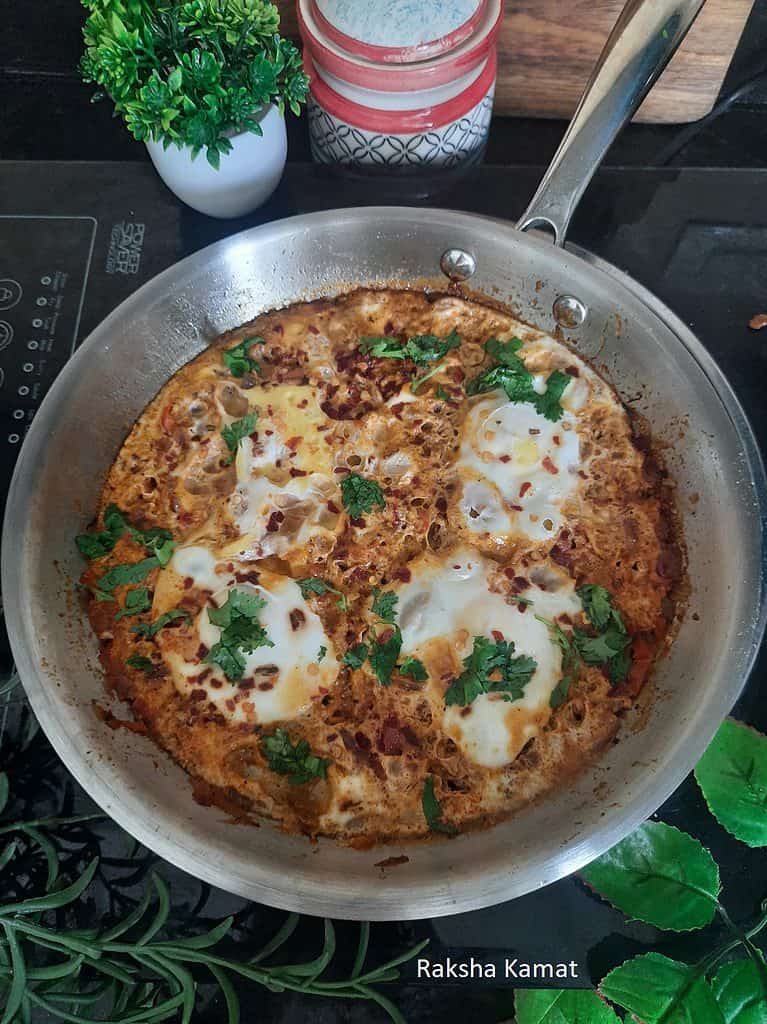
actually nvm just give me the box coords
[444,635,537,707]
[484,336,524,366]
[126,654,155,673]
[205,588,273,681]
[317,645,327,663]
[600,952,725,1024]
[577,585,614,631]
[695,720,767,847]
[343,643,368,669]
[515,988,621,1024]
[533,370,571,422]
[341,473,385,519]
[208,963,240,1024]
[371,588,398,624]
[131,608,192,638]
[0,773,8,815]
[115,587,152,621]
[296,577,347,612]
[221,411,258,463]
[222,336,265,377]
[369,630,402,687]
[712,958,767,1024]
[399,657,427,682]
[1,922,27,1024]
[95,557,160,596]
[421,776,457,835]
[581,822,719,931]
[261,729,329,785]
[0,857,98,916]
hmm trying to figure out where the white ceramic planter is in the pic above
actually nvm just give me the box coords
[145,105,287,219]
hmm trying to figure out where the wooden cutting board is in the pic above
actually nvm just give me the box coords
[278,0,754,124]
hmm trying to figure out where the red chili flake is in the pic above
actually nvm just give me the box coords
[266,510,284,532]
[298,398,309,409]
[519,481,532,498]
[189,688,207,701]
[327,732,338,741]
[499,455,511,463]
[542,456,559,475]
[308,324,319,334]
[225,699,236,711]
[258,681,274,691]
[183,576,194,590]
[448,366,465,383]
[289,468,307,477]
[333,466,350,475]
[393,566,412,582]
[384,320,395,335]
[289,608,306,631]
[491,629,504,642]
[327,500,340,514]
[285,436,301,451]
[435,496,447,513]
[196,643,209,659]
[566,365,580,377]
[210,679,223,689]
[275,459,282,468]
[238,679,255,690]
[553,435,561,446]
[267,405,274,416]
[355,731,372,750]
[350,517,366,528]
[390,402,405,418]
[273,323,284,335]
[264,429,273,436]
[510,504,523,512]
[234,570,260,584]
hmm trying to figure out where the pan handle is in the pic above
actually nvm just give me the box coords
[516,0,705,246]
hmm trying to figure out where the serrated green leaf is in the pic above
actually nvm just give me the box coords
[695,719,767,847]
[600,952,726,1024]
[712,958,767,1024]
[581,821,719,930]
[515,988,621,1024]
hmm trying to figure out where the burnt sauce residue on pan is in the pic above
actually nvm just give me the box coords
[76,288,685,845]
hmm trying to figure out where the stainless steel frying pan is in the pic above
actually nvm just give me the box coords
[4,0,765,920]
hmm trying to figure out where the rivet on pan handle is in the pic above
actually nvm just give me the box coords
[517,0,706,247]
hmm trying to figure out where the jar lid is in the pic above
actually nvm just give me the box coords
[311,0,487,63]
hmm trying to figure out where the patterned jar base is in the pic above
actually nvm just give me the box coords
[308,88,494,170]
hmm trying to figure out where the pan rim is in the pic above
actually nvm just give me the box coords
[3,207,765,919]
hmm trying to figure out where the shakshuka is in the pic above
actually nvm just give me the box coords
[77,289,683,843]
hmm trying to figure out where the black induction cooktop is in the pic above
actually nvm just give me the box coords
[0,160,766,1023]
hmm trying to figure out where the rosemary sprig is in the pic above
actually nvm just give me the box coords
[0,772,427,1023]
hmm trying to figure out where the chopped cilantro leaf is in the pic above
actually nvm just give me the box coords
[125,654,154,673]
[359,335,406,359]
[608,646,633,684]
[466,336,570,421]
[77,505,175,563]
[343,643,369,669]
[371,588,398,624]
[435,385,450,401]
[222,335,265,377]
[369,629,402,687]
[399,656,427,682]
[341,473,385,519]
[403,330,460,367]
[204,588,273,682]
[533,370,571,422]
[422,776,457,835]
[317,645,327,663]
[131,608,192,638]
[221,411,258,464]
[444,635,537,707]
[95,557,161,598]
[296,577,348,612]
[574,627,628,665]
[261,728,329,785]
[114,588,152,622]
[576,584,613,630]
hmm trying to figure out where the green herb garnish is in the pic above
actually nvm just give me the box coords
[296,577,348,612]
[76,504,174,564]
[574,584,632,683]
[370,588,397,624]
[341,473,385,519]
[317,645,327,663]
[131,608,192,638]
[125,654,155,672]
[399,656,427,682]
[444,636,537,707]
[205,588,273,682]
[369,629,403,688]
[421,776,457,835]
[261,728,329,785]
[221,410,258,464]
[223,335,265,377]
[435,385,450,401]
[360,330,460,394]
[114,587,152,621]
[93,556,161,601]
[343,643,369,669]
[466,336,570,421]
